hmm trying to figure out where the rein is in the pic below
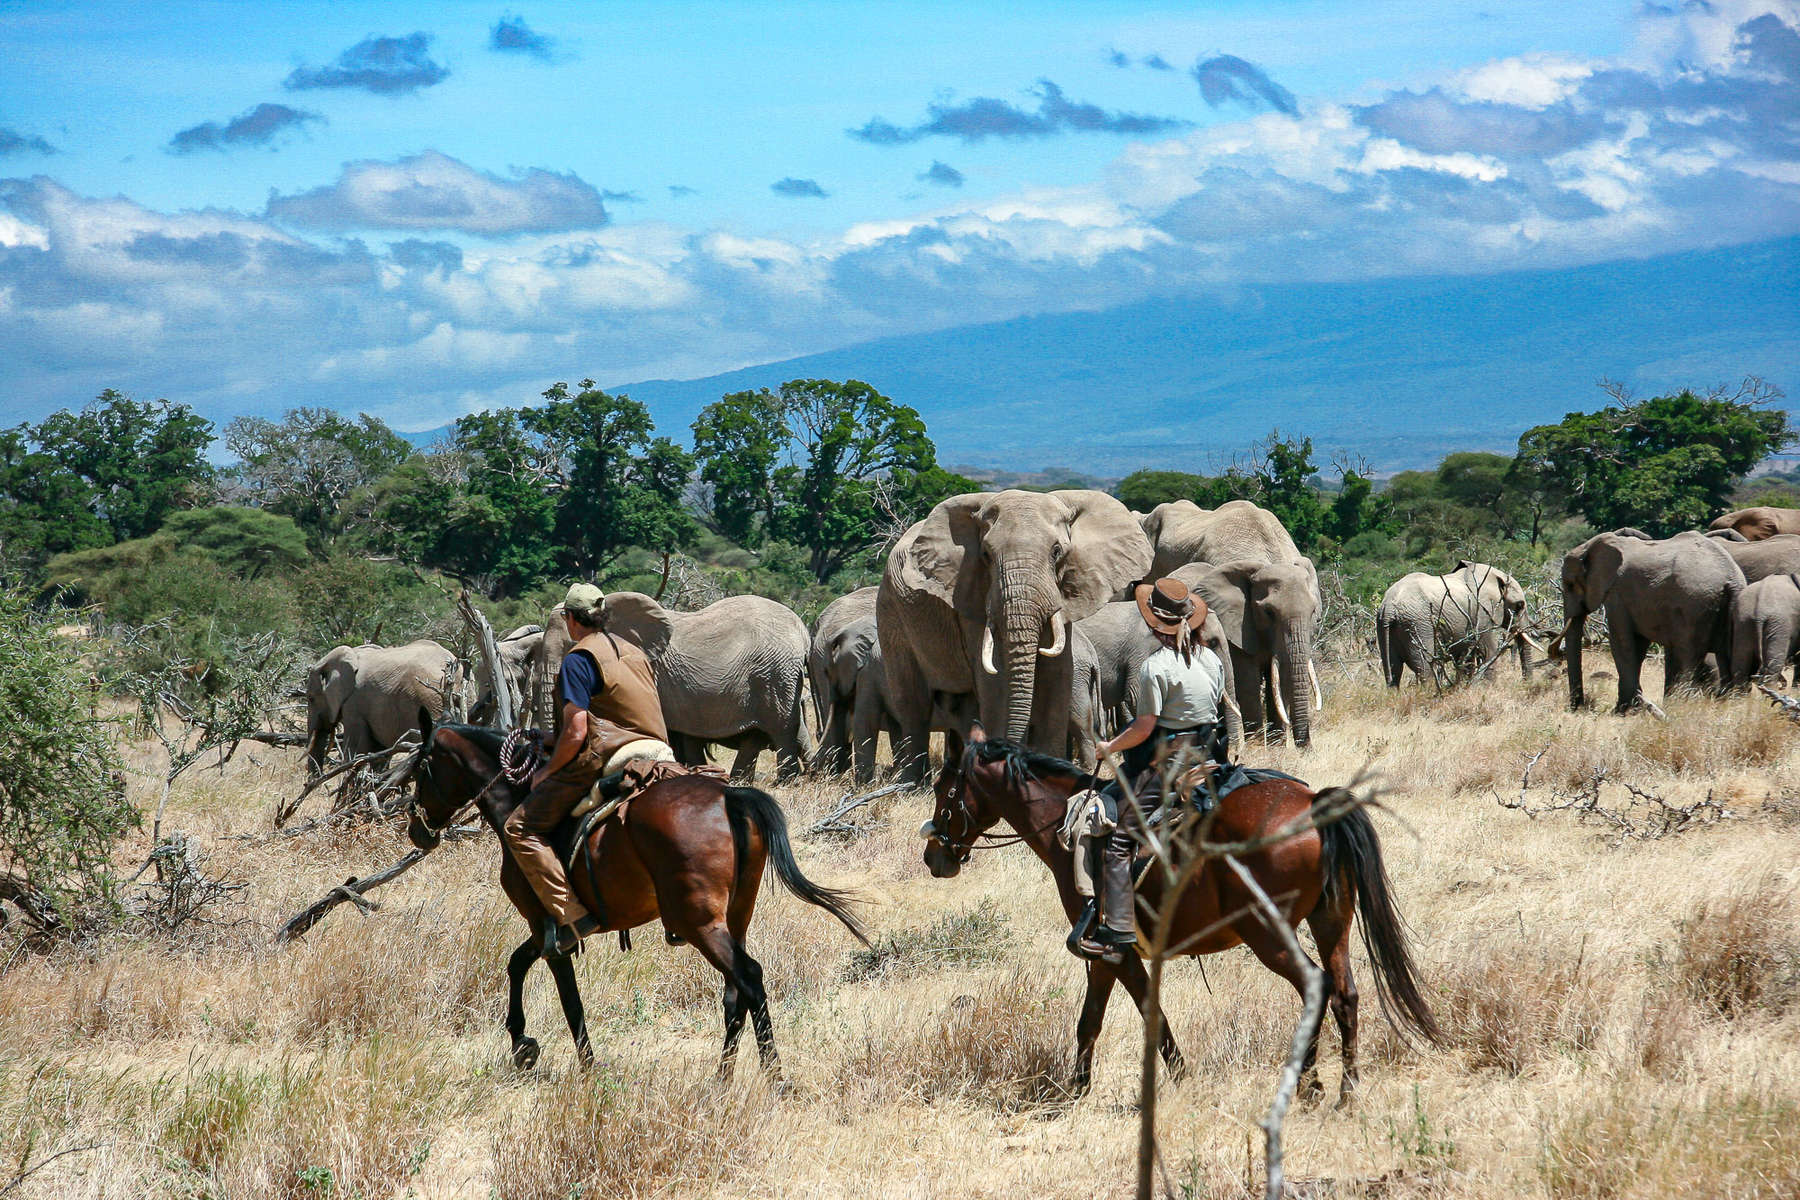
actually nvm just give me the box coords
[928,751,1083,860]
[411,727,543,838]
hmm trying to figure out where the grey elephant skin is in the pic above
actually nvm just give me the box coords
[472,624,542,724]
[533,594,813,781]
[1139,500,1321,746]
[1731,574,1800,685]
[1076,599,1242,751]
[306,640,467,772]
[1711,506,1800,541]
[1561,530,1745,711]
[877,489,1151,784]
[1720,534,1800,583]
[1376,561,1530,686]
[808,587,898,784]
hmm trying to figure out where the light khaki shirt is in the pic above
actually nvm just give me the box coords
[1136,645,1225,728]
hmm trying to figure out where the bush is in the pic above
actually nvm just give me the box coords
[0,587,137,926]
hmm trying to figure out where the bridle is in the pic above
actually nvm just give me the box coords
[920,748,1070,862]
[409,727,540,839]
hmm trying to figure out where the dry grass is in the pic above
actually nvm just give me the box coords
[3,657,1800,1197]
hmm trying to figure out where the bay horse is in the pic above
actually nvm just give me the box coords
[919,729,1440,1103]
[406,715,869,1074]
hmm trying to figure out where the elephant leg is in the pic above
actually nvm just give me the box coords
[885,648,933,786]
[1401,617,1436,688]
[817,695,851,775]
[1604,606,1646,712]
[1234,650,1266,738]
[850,685,883,786]
[1377,618,1403,688]
[730,734,769,782]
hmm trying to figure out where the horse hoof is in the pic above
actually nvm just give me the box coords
[512,1039,540,1071]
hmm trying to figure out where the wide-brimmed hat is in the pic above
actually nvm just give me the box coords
[1133,577,1208,636]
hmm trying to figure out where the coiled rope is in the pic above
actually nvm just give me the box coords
[498,727,541,784]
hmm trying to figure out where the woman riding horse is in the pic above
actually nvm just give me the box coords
[920,727,1439,1101]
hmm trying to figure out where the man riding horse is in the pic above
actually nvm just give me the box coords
[1074,576,1228,961]
[506,582,674,959]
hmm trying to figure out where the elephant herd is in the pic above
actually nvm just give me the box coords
[302,497,1800,781]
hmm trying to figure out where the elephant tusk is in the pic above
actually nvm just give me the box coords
[980,625,999,676]
[1039,613,1068,658]
[1270,665,1292,728]
[1309,657,1324,714]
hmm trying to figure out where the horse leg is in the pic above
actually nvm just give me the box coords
[505,937,541,1070]
[544,952,593,1068]
[686,922,777,1078]
[1072,962,1118,1095]
[1110,951,1185,1080]
[1305,901,1360,1109]
[1241,923,1327,1105]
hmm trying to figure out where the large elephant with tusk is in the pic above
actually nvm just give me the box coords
[878,489,1152,785]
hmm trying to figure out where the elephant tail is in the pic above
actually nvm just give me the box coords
[794,671,817,758]
[1375,614,1396,687]
[726,785,868,946]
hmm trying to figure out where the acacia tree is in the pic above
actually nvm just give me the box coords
[1511,378,1791,537]
[692,378,951,581]
[31,389,215,542]
[225,407,412,546]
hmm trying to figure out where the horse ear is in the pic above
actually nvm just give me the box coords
[968,721,987,744]
[418,706,434,743]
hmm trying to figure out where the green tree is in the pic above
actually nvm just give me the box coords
[1114,469,1210,511]
[0,427,111,567]
[692,379,939,581]
[0,586,137,929]
[1252,431,1326,549]
[1512,380,1791,537]
[160,507,311,576]
[691,388,786,544]
[32,389,215,542]
[224,408,411,545]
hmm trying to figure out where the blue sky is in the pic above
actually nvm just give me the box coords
[1,0,1795,430]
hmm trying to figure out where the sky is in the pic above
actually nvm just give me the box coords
[0,0,1796,432]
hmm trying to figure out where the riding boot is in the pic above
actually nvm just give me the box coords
[1074,837,1138,961]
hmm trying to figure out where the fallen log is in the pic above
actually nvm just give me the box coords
[277,850,427,942]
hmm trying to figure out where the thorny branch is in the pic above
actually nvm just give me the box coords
[1495,742,1733,845]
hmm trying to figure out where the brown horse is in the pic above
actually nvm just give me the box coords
[406,716,868,1074]
[920,730,1440,1102]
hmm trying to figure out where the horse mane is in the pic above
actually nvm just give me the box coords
[438,722,507,760]
[967,737,1094,791]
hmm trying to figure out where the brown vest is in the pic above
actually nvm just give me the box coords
[570,630,669,767]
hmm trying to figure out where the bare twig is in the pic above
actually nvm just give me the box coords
[1224,855,1326,1200]
[1496,742,1732,845]
[0,1142,103,1197]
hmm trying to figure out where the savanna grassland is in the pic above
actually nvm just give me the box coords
[3,659,1799,1199]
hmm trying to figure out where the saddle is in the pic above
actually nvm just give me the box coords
[548,751,728,949]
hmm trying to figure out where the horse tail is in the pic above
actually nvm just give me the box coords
[725,786,870,946]
[1317,795,1443,1047]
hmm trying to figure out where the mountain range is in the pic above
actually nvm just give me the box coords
[427,237,1800,474]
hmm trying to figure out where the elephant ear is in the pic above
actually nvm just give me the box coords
[1180,560,1258,651]
[1053,490,1154,622]
[896,493,987,607]
[601,592,676,658]
[318,648,358,717]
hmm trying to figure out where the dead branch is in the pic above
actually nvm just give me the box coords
[0,1142,104,1197]
[1756,681,1800,722]
[457,590,513,731]
[806,782,911,837]
[1224,854,1326,1200]
[277,850,428,942]
[276,733,420,827]
[1496,742,1732,845]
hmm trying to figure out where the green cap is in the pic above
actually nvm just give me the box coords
[564,582,604,613]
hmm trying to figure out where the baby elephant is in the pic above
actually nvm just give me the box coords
[1377,561,1531,687]
[1731,574,1800,686]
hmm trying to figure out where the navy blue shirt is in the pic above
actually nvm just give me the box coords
[557,650,599,711]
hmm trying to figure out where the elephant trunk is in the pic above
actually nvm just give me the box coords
[305,713,332,776]
[1277,632,1314,748]
[996,560,1055,744]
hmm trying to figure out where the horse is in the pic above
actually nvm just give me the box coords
[406,714,869,1075]
[918,728,1440,1103]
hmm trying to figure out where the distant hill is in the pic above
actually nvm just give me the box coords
[416,237,1799,473]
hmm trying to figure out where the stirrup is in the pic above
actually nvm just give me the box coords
[1065,899,1098,960]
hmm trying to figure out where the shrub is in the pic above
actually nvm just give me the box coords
[0,586,137,928]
